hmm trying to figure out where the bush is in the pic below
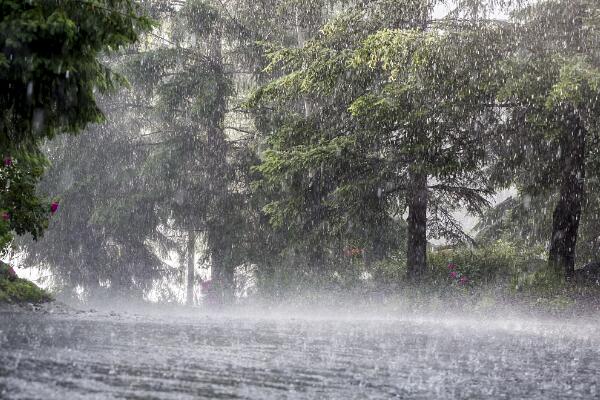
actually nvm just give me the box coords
[0,277,52,304]
[428,240,547,288]
[369,256,406,286]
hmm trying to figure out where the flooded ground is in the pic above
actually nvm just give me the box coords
[0,309,598,399]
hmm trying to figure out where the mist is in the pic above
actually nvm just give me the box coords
[1,0,600,398]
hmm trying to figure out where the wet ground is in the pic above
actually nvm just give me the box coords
[0,309,598,399]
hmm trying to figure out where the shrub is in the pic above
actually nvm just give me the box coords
[428,240,546,287]
[369,256,406,286]
[0,277,52,304]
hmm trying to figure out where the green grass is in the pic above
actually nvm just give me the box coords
[0,277,53,304]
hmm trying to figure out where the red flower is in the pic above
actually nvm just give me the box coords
[447,263,456,270]
[449,271,458,279]
[1,212,9,221]
[3,157,12,167]
[50,201,59,214]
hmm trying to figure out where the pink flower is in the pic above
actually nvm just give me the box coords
[50,201,59,214]
[3,157,12,167]
[1,212,9,221]
[449,271,458,279]
[447,263,456,270]
[459,276,469,284]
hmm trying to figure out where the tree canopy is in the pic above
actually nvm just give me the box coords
[1,0,151,255]
[10,0,600,303]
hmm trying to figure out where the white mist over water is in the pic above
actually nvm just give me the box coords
[0,309,598,400]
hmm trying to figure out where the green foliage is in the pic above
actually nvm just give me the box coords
[0,277,52,304]
[0,0,152,255]
[249,0,508,277]
[16,0,600,301]
[546,57,600,110]
[428,241,546,286]
[488,0,600,278]
[369,255,407,285]
[0,0,154,151]
[18,0,337,298]
[0,150,52,255]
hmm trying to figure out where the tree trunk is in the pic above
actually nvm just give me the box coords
[185,230,196,306]
[205,29,235,304]
[211,246,234,304]
[406,168,428,279]
[364,230,386,269]
[548,112,586,280]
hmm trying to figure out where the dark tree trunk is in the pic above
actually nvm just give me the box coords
[205,29,235,304]
[363,220,388,270]
[307,245,325,276]
[548,112,586,281]
[406,169,428,279]
[185,230,195,306]
[211,246,234,304]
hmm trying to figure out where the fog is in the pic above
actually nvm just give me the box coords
[1,0,599,398]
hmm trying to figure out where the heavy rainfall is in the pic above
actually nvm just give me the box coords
[1,0,600,398]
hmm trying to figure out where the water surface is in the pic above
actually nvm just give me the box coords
[0,311,598,399]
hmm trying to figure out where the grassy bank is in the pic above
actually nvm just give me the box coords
[0,277,53,304]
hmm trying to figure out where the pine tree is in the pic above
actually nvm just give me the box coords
[250,0,507,279]
[492,0,600,279]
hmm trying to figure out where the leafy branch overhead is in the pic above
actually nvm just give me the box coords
[0,0,154,151]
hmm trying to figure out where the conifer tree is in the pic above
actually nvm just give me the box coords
[491,0,600,279]
[250,0,507,278]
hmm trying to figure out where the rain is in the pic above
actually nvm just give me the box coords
[1,0,600,398]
